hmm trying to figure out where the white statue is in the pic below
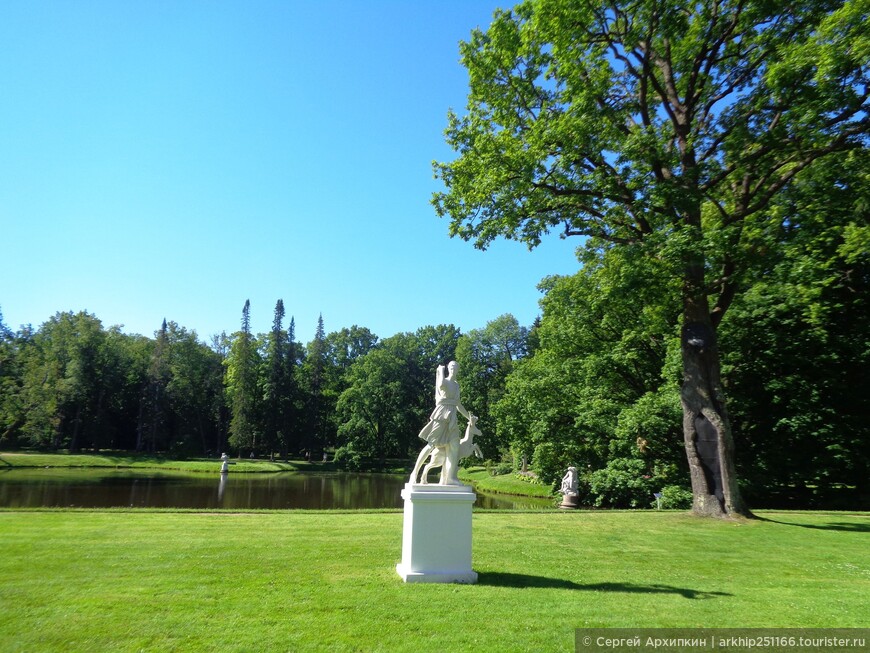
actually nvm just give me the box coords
[409,361,474,485]
[559,466,580,508]
[560,466,578,496]
[418,414,484,484]
[220,452,231,474]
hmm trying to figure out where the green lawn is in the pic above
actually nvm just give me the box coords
[459,465,555,498]
[0,510,867,652]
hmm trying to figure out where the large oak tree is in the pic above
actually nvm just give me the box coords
[434,0,868,516]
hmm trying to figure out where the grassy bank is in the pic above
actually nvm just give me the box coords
[0,451,335,474]
[0,510,867,652]
[460,465,555,498]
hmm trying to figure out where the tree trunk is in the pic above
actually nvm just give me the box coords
[680,298,752,518]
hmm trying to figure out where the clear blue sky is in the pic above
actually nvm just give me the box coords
[0,0,580,345]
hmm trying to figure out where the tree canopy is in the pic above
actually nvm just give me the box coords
[433,0,868,516]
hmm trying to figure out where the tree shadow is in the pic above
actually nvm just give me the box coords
[476,572,732,599]
[758,517,870,533]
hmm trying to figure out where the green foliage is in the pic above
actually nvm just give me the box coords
[336,343,409,464]
[261,300,293,456]
[719,150,870,506]
[658,485,694,510]
[494,245,683,499]
[530,441,572,489]
[588,458,657,509]
[455,313,529,458]
[335,326,461,463]
[436,0,869,515]
[331,444,364,471]
[224,301,260,453]
[435,0,867,256]
[0,312,229,456]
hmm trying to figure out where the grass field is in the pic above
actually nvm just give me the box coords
[0,510,867,652]
[459,466,555,498]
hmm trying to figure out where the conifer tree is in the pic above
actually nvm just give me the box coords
[226,300,259,454]
[136,319,170,452]
[304,314,327,455]
[264,299,297,458]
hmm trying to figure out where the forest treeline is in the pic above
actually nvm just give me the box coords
[1,160,868,510]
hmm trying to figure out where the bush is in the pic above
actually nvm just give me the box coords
[332,445,363,471]
[656,484,693,509]
[491,462,513,476]
[588,458,656,508]
[531,441,568,487]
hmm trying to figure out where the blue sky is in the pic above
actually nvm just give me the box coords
[0,0,580,345]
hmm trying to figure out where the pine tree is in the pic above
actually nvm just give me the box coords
[304,314,327,456]
[226,300,259,454]
[138,319,170,453]
[284,315,300,455]
[264,300,289,458]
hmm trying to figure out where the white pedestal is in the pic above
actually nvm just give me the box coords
[396,483,478,584]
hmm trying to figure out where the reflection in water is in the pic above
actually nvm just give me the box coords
[0,469,554,511]
[218,473,227,501]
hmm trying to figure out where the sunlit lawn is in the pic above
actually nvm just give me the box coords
[0,510,867,652]
[460,465,555,498]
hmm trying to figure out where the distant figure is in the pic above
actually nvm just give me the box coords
[410,361,471,485]
[220,453,231,474]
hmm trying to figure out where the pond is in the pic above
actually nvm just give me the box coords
[0,469,555,511]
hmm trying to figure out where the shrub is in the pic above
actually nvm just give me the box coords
[491,462,513,476]
[484,451,515,476]
[656,484,693,509]
[588,458,656,508]
[332,445,363,471]
[531,441,567,487]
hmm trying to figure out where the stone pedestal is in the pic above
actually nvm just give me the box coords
[560,493,579,509]
[396,483,478,584]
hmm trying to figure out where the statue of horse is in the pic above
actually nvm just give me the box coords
[418,414,483,484]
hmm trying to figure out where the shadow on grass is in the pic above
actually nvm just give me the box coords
[759,518,870,533]
[476,572,732,599]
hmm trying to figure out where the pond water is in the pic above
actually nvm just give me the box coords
[0,469,554,511]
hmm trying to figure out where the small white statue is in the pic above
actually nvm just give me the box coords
[560,466,578,496]
[559,466,580,508]
[410,361,475,485]
[220,452,231,474]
